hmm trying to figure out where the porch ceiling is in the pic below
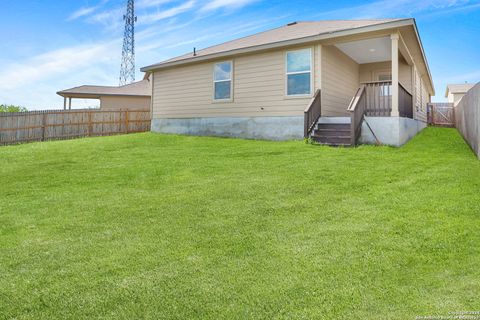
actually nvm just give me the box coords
[335,37,391,64]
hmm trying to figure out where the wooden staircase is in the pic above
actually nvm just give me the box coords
[310,122,352,146]
[304,86,367,147]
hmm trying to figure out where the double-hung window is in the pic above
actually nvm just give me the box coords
[286,48,312,96]
[213,61,233,101]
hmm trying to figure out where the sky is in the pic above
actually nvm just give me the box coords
[1,0,479,110]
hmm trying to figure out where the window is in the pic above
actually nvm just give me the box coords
[286,48,312,96]
[213,61,232,101]
[375,71,392,97]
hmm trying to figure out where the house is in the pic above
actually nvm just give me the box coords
[57,77,151,111]
[141,19,434,146]
[445,83,475,107]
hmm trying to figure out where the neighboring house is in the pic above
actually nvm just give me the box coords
[445,83,475,107]
[141,19,434,146]
[57,77,151,111]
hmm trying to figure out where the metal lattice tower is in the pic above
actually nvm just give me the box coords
[119,0,137,86]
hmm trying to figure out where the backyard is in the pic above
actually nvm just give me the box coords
[0,127,479,319]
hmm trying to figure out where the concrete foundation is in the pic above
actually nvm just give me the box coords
[151,116,304,141]
[359,116,427,147]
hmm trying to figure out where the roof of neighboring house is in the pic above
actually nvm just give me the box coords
[57,79,151,99]
[141,19,410,72]
[445,83,475,97]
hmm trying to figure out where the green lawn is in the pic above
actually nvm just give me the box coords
[1,128,479,319]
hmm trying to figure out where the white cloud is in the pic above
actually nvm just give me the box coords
[0,41,120,92]
[201,0,259,11]
[140,0,196,24]
[87,7,125,32]
[0,40,121,109]
[137,0,176,9]
[68,7,98,21]
[318,0,473,18]
[68,0,110,21]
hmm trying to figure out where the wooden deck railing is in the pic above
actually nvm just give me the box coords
[363,81,392,116]
[398,83,413,118]
[304,89,321,138]
[362,81,413,119]
[347,85,367,146]
[0,109,151,145]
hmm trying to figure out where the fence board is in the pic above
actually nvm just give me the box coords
[427,103,455,127]
[455,83,480,159]
[0,109,151,146]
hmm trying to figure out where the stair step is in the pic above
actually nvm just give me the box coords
[317,123,351,130]
[316,142,352,147]
[311,135,352,145]
[314,128,351,136]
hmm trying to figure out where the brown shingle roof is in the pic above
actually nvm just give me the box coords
[57,79,151,98]
[142,19,406,71]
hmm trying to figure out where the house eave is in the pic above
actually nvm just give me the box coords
[56,92,151,99]
[410,19,435,96]
[141,19,415,73]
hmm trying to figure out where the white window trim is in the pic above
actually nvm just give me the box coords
[285,48,313,98]
[213,60,234,103]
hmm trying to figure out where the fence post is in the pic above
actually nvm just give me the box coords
[125,111,129,134]
[88,112,93,137]
[41,112,47,141]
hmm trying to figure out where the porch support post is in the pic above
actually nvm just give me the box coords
[63,97,67,110]
[314,44,322,91]
[68,97,72,110]
[391,33,399,117]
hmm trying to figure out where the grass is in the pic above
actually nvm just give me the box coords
[0,127,479,319]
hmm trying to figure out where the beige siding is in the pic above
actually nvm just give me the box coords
[152,47,316,119]
[447,92,467,106]
[321,45,359,116]
[398,57,412,94]
[414,67,421,108]
[359,61,390,82]
[358,59,411,94]
[151,31,432,121]
[421,79,430,109]
[413,66,427,122]
[452,93,465,106]
[447,92,455,103]
[100,96,151,110]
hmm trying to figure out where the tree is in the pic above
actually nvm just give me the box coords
[0,104,28,112]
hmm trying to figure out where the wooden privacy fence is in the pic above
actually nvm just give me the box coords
[455,83,480,159]
[427,103,455,127]
[0,109,151,145]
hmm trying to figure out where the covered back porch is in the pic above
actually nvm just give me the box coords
[305,32,422,146]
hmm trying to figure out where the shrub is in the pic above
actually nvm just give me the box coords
[0,104,28,112]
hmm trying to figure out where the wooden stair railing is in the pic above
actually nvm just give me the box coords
[304,89,322,138]
[347,85,367,146]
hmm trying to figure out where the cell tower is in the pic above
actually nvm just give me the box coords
[119,0,137,86]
